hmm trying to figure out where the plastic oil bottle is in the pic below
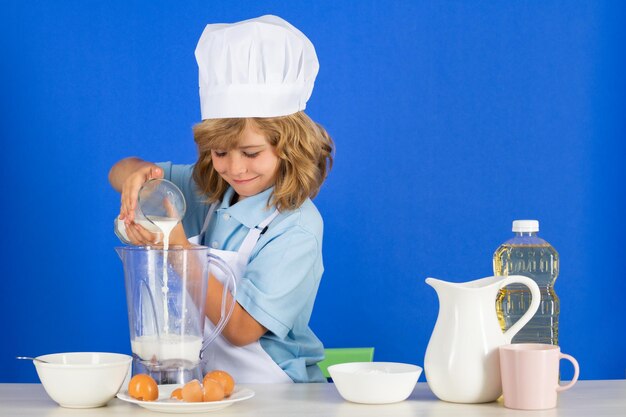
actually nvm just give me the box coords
[494,220,560,344]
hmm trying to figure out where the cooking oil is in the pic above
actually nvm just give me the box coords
[494,220,559,344]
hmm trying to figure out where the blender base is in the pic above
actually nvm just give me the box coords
[132,355,204,385]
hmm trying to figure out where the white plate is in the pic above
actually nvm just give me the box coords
[117,384,255,414]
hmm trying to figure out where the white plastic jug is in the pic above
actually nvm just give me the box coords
[424,276,540,403]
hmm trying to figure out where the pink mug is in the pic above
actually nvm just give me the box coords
[499,343,580,410]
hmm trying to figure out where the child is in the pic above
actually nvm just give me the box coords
[109,15,333,383]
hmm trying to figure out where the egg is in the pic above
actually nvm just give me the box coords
[128,374,159,401]
[181,379,204,402]
[202,378,225,402]
[170,387,183,400]
[204,370,235,396]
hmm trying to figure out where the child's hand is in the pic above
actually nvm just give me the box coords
[124,221,163,246]
[124,222,191,248]
[119,165,163,224]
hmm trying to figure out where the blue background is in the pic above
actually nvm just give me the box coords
[1,1,625,382]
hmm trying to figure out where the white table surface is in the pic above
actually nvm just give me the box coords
[1,380,625,416]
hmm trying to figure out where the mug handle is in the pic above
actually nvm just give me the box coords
[501,275,541,343]
[556,353,580,392]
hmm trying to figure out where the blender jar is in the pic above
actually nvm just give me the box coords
[116,245,235,384]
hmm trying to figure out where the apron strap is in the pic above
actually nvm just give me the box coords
[237,209,280,261]
[196,202,219,244]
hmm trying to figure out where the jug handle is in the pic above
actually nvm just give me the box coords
[500,275,541,343]
[199,253,237,358]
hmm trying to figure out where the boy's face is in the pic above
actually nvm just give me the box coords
[210,124,279,201]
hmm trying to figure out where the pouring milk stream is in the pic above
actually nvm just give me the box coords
[147,215,178,335]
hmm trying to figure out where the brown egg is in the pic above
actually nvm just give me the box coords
[202,378,225,402]
[204,370,235,396]
[182,379,204,402]
[170,387,183,400]
[128,374,159,401]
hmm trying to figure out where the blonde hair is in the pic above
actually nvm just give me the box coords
[192,112,334,211]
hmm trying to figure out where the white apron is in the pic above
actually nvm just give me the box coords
[189,203,293,383]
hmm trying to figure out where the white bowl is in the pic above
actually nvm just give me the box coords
[33,352,132,408]
[328,362,422,404]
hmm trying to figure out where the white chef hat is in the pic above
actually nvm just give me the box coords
[195,15,319,119]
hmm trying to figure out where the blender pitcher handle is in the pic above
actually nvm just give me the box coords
[501,275,541,343]
[200,253,237,358]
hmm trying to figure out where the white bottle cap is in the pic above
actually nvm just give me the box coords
[512,220,539,232]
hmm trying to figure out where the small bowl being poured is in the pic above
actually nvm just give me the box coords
[328,362,422,404]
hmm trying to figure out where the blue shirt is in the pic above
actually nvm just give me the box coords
[157,162,326,383]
